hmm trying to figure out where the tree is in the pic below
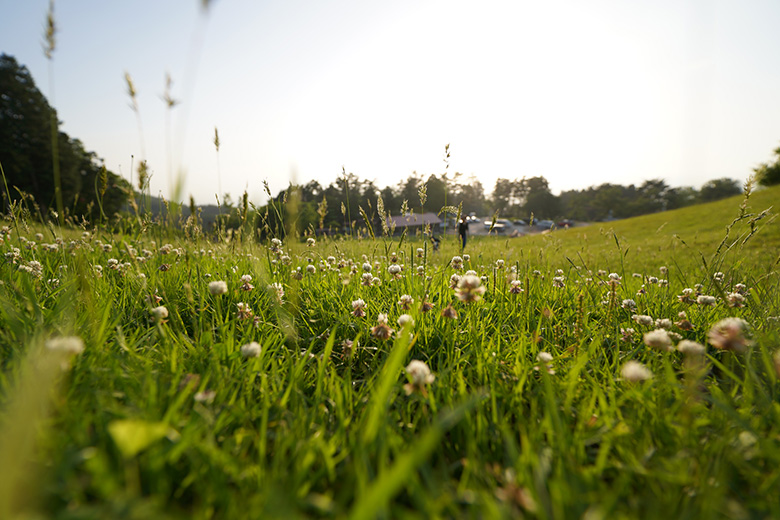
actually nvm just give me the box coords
[699,178,741,202]
[0,54,129,219]
[755,144,780,186]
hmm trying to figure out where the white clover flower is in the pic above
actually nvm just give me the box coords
[397,314,415,328]
[209,280,228,295]
[621,299,636,310]
[677,340,706,356]
[306,264,316,274]
[643,329,673,351]
[707,317,752,354]
[377,313,389,324]
[697,295,717,306]
[632,314,654,327]
[416,247,424,258]
[306,237,316,247]
[405,360,434,387]
[388,264,402,276]
[397,294,414,310]
[621,361,653,382]
[536,352,553,363]
[456,274,486,303]
[240,341,261,358]
[496,259,505,269]
[351,298,366,317]
[463,254,470,262]
[45,336,85,356]
[151,306,169,322]
[654,318,672,330]
[362,262,372,272]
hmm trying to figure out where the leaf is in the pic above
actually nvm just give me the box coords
[108,419,174,458]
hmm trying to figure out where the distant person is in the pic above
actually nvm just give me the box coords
[430,235,441,252]
[458,217,468,250]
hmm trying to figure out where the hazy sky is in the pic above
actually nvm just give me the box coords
[2,0,780,205]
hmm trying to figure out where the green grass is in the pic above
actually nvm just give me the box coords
[0,186,778,519]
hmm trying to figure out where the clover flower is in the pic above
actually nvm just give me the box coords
[362,262,372,272]
[677,340,706,356]
[307,237,316,247]
[237,302,254,320]
[727,292,745,308]
[351,298,367,317]
[240,341,261,358]
[697,295,717,306]
[209,280,228,295]
[398,294,414,310]
[370,315,394,340]
[449,273,461,289]
[655,318,672,330]
[451,256,464,271]
[707,317,752,354]
[404,360,435,395]
[268,282,285,303]
[496,259,505,269]
[643,329,673,352]
[621,327,635,342]
[416,248,424,258]
[397,314,414,328]
[535,352,555,374]
[509,280,523,294]
[621,299,636,311]
[621,361,653,382]
[678,288,695,304]
[306,264,316,274]
[552,276,565,288]
[388,264,402,278]
[632,314,654,327]
[151,306,169,322]
[441,305,458,319]
[456,274,486,303]
[45,336,85,356]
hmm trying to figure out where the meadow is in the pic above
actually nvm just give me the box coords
[0,182,779,519]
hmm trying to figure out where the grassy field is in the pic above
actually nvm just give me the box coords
[0,184,779,519]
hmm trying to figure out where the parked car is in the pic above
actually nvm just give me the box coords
[484,218,512,232]
[535,219,555,230]
[557,219,574,228]
[513,219,528,227]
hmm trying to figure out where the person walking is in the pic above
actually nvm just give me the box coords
[458,217,468,250]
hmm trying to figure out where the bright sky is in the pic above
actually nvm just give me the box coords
[2,0,780,205]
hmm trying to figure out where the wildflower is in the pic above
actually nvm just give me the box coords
[240,274,254,291]
[496,259,505,269]
[659,266,668,275]
[194,390,216,404]
[362,262,372,272]
[404,360,435,395]
[441,305,458,319]
[388,264,402,278]
[360,273,373,286]
[621,327,635,342]
[677,340,706,356]
[456,274,486,303]
[449,273,461,289]
[707,317,752,354]
[655,318,672,330]
[535,352,555,374]
[370,316,393,340]
[151,306,169,322]
[463,254,470,262]
[209,280,228,295]
[552,276,565,288]
[648,276,658,284]
[306,264,316,274]
[697,295,717,306]
[420,299,434,313]
[351,298,366,317]
[398,294,414,310]
[240,341,261,358]
[416,247,424,258]
[292,267,303,280]
[643,329,673,352]
[451,256,464,270]
[268,282,285,303]
[621,299,636,311]
[632,314,654,327]
[416,265,425,277]
[509,280,523,294]
[678,288,695,304]
[45,336,85,356]
[727,292,745,308]
[713,271,725,282]
[397,314,414,328]
[621,361,653,382]
[306,237,316,247]
[237,302,254,320]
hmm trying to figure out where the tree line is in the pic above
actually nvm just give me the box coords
[2,52,778,237]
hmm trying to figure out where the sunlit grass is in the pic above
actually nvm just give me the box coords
[0,184,778,518]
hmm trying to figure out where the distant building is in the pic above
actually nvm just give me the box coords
[387,213,442,235]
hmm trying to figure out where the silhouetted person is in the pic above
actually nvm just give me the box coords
[458,217,468,250]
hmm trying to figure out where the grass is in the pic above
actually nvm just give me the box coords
[0,185,778,519]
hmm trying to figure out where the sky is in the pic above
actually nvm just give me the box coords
[2,0,780,205]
